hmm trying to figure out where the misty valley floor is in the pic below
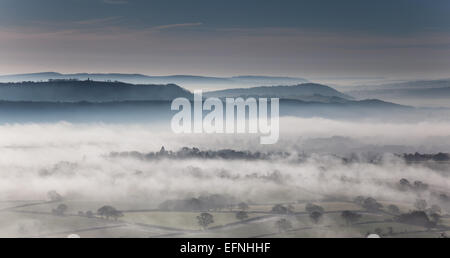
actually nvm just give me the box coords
[0,120,449,238]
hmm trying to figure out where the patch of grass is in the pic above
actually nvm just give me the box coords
[186,217,281,238]
[11,200,156,214]
[0,211,117,237]
[44,225,169,238]
[121,211,259,231]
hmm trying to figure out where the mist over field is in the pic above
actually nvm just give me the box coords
[1,118,449,204]
[0,98,449,238]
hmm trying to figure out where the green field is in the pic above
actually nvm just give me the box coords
[121,211,262,230]
[0,199,448,238]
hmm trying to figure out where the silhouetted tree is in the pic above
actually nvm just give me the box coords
[341,211,362,225]
[362,197,383,212]
[397,211,435,229]
[52,204,68,216]
[271,204,289,214]
[309,211,323,224]
[97,206,123,220]
[305,203,324,214]
[197,212,214,230]
[275,218,293,233]
[235,211,248,221]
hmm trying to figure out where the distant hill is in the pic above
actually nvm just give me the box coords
[349,86,450,99]
[0,80,192,102]
[345,79,450,107]
[0,78,441,123]
[204,83,353,101]
[349,79,450,90]
[0,98,426,124]
[0,72,308,89]
[229,75,308,85]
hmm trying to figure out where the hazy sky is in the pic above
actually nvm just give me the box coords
[0,0,449,79]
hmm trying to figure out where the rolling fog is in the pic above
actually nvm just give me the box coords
[0,117,449,211]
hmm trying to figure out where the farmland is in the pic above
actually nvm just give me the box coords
[1,197,448,238]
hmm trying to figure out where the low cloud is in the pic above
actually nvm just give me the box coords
[0,118,449,205]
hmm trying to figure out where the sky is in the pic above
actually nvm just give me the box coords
[0,0,449,79]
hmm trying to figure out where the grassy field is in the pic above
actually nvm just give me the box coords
[11,200,156,214]
[0,211,118,237]
[121,211,261,230]
[44,224,169,238]
[0,200,46,210]
[0,198,447,238]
